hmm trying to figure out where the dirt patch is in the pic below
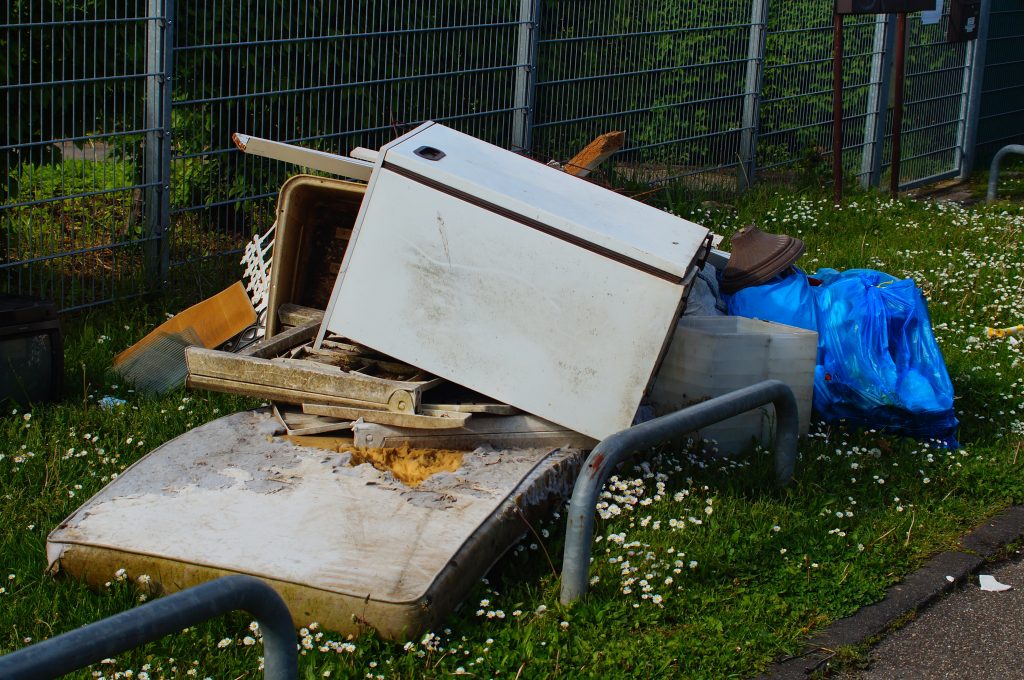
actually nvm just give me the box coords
[349,445,464,486]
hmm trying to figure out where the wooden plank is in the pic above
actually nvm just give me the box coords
[352,414,598,450]
[232,133,374,181]
[564,131,625,177]
[187,374,394,409]
[240,320,319,358]
[273,404,351,436]
[297,345,432,381]
[186,347,427,410]
[303,403,472,430]
[421,402,520,415]
[277,303,325,327]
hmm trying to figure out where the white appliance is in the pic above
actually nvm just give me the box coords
[319,122,709,440]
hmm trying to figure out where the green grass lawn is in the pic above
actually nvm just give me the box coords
[3,185,1024,679]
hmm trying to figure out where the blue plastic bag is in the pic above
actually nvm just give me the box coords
[811,268,958,445]
[725,267,819,333]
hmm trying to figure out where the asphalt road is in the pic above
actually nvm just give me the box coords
[840,550,1024,679]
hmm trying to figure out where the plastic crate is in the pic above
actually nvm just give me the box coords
[649,316,817,456]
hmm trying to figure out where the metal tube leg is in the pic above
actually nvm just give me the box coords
[987,145,1024,202]
[0,575,298,680]
[560,380,799,605]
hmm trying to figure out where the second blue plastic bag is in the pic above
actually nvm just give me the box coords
[812,268,958,444]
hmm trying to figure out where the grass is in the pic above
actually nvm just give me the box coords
[2,182,1024,679]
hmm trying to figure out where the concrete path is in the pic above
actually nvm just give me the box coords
[839,550,1024,679]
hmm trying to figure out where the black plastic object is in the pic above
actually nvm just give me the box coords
[0,294,63,406]
[414,145,446,161]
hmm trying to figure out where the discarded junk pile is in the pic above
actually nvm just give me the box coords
[190,122,723,446]
[53,123,784,640]
[49,122,957,639]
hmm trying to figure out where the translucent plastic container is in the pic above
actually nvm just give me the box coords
[649,316,817,456]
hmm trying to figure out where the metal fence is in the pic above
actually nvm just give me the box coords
[975,0,1024,164]
[1,0,1006,311]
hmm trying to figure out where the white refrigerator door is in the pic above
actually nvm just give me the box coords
[381,124,708,279]
[320,123,708,440]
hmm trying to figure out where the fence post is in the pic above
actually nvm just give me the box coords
[958,0,991,179]
[860,13,895,189]
[511,0,540,153]
[144,0,173,286]
[738,0,769,190]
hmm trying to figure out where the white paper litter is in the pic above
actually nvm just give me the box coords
[979,574,1012,592]
[945,575,955,583]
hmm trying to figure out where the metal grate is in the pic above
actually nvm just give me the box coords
[532,2,753,189]
[1,0,1000,311]
[975,0,1024,162]
[2,0,159,311]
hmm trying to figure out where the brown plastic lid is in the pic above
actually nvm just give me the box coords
[720,224,805,294]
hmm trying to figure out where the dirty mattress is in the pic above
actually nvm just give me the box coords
[46,409,583,638]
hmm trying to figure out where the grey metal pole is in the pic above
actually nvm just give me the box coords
[986,144,1024,201]
[738,0,768,190]
[960,0,992,180]
[559,380,799,605]
[144,0,165,285]
[511,0,540,153]
[0,575,298,680]
[861,13,895,189]
[159,0,175,281]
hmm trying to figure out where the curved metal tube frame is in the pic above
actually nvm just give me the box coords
[987,144,1024,202]
[560,379,799,604]
[0,575,298,680]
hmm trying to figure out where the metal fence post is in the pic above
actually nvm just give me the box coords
[959,0,992,179]
[860,13,895,189]
[144,0,173,286]
[511,0,540,153]
[738,0,769,190]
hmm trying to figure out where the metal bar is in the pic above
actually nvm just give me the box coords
[833,11,844,204]
[159,0,174,283]
[144,0,165,287]
[537,56,751,88]
[986,144,1024,201]
[175,64,521,106]
[174,21,523,52]
[559,380,799,605]
[537,23,754,44]
[0,128,164,152]
[861,13,894,188]
[960,0,992,179]
[890,12,908,197]
[3,184,159,211]
[0,238,158,269]
[511,0,539,152]
[738,0,768,190]
[0,73,153,91]
[531,93,747,130]
[0,18,150,29]
[0,576,297,680]
[898,167,960,191]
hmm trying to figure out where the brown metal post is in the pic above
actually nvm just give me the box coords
[832,11,844,204]
[890,12,908,198]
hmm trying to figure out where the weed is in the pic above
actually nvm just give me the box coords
[2,185,1024,678]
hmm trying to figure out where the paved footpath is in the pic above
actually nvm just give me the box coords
[840,549,1024,679]
[758,508,1024,679]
